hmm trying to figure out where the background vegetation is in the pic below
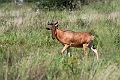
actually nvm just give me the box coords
[0,0,120,80]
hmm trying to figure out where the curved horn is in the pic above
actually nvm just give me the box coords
[55,21,58,25]
[54,21,59,26]
[48,22,53,25]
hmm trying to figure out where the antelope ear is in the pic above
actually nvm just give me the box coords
[46,28,51,30]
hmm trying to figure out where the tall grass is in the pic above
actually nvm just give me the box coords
[0,1,120,80]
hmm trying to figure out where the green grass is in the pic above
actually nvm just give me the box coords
[0,1,120,80]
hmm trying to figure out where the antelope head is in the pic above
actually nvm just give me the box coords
[46,21,59,39]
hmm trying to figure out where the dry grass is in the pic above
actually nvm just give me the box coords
[0,2,120,80]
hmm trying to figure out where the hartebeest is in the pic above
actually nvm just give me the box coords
[46,21,98,60]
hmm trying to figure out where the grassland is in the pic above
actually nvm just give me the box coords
[0,1,120,80]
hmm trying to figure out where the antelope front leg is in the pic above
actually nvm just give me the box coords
[61,44,70,56]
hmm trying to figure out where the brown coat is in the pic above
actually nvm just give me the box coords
[46,22,98,60]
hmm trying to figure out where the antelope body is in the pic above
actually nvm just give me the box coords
[46,22,98,60]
